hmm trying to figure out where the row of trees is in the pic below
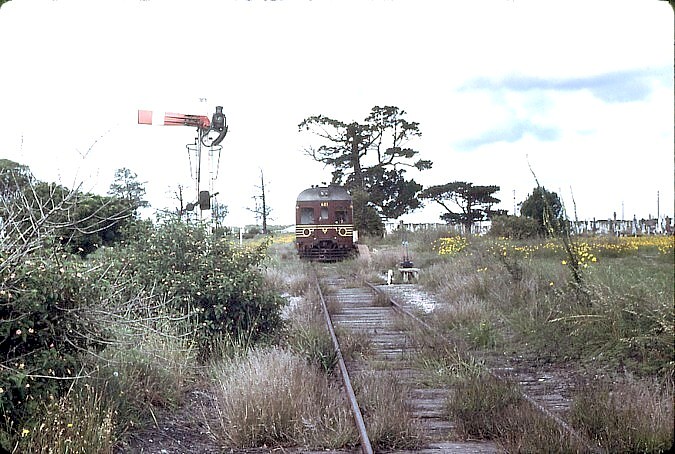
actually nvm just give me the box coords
[299,106,563,235]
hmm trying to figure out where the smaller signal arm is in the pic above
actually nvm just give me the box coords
[138,106,228,146]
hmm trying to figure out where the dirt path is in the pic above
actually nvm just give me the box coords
[114,388,222,454]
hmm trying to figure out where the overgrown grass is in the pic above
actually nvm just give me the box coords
[410,233,673,376]
[12,322,196,453]
[17,384,116,453]
[569,378,674,452]
[364,230,673,451]
[447,372,589,453]
[353,371,425,451]
[393,318,484,388]
[286,314,337,373]
[281,283,337,372]
[264,242,314,297]
[210,347,357,449]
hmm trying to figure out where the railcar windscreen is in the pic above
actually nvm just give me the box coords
[300,207,314,224]
[335,209,348,223]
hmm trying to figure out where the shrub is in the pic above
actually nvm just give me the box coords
[102,218,285,359]
[489,215,540,239]
[0,251,109,449]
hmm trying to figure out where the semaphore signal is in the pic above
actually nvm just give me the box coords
[137,106,228,217]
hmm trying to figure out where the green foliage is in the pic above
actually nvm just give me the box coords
[106,218,284,358]
[108,167,149,212]
[420,181,501,233]
[351,189,384,236]
[364,166,423,219]
[59,192,137,255]
[489,215,540,239]
[0,251,109,447]
[0,159,34,199]
[1,212,284,449]
[520,186,563,235]
[2,171,137,257]
[299,106,432,220]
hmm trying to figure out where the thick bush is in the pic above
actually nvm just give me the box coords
[1,217,285,449]
[489,215,540,239]
[103,218,284,357]
[0,251,108,448]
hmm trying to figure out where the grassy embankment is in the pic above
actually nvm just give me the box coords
[363,230,673,453]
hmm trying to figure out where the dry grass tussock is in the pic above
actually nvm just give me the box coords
[353,370,425,451]
[210,347,357,449]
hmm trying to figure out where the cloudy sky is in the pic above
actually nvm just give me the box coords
[0,0,672,227]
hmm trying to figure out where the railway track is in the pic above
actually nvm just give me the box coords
[315,269,499,453]
[314,267,602,454]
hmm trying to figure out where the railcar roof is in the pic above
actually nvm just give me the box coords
[297,185,352,202]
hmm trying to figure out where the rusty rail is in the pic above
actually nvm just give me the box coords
[315,276,373,454]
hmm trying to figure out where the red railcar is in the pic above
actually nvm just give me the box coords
[296,185,357,261]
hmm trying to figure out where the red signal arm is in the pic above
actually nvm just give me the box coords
[138,110,211,129]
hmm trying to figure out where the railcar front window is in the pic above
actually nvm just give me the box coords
[300,207,314,224]
[335,209,349,223]
[320,206,329,220]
